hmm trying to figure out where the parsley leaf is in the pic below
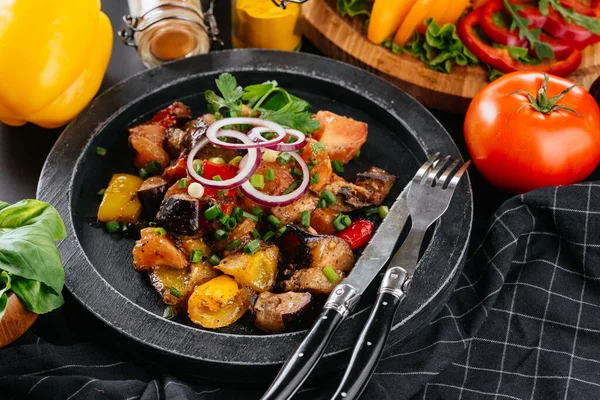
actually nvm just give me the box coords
[258,101,321,133]
[504,0,554,59]
[243,81,278,107]
[204,73,243,115]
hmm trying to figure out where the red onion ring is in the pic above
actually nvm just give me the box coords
[249,127,306,152]
[240,151,310,207]
[187,131,261,190]
[206,117,287,149]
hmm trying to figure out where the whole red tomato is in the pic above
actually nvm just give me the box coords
[464,71,600,193]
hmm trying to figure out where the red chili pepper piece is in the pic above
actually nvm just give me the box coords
[337,219,375,250]
[457,7,582,76]
[481,0,574,59]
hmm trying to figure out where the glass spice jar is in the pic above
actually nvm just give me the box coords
[119,0,221,68]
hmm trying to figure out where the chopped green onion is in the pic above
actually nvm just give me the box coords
[263,132,278,140]
[317,199,327,209]
[226,239,242,251]
[177,179,188,189]
[251,206,263,216]
[332,214,351,232]
[144,160,162,175]
[310,172,319,185]
[354,150,361,160]
[121,222,129,233]
[312,142,326,154]
[243,211,259,222]
[138,168,149,180]
[262,231,275,241]
[154,227,167,236]
[213,175,222,181]
[291,166,303,178]
[215,229,228,241]
[170,286,181,298]
[163,306,174,319]
[322,266,340,283]
[332,160,344,174]
[252,229,261,239]
[321,189,336,205]
[96,146,107,156]
[301,211,310,229]
[229,156,243,165]
[193,160,204,175]
[365,207,379,217]
[266,168,275,181]
[148,221,156,227]
[204,205,222,221]
[286,135,297,144]
[97,188,106,196]
[297,148,304,155]
[106,220,120,233]
[208,157,226,164]
[244,240,261,255]
[378,205,390,219]
[190,250,203,263]
[278,225,289,236]
[225,217,237,231]
[276,152,292,166]
[217,190,227,198]
[283,180,299,195]
[209,254,221,266]
[268,215,281,228]
[218,213,229,225]
[250,174,265,189]
[308,157,318,167]
[232,206,243,222]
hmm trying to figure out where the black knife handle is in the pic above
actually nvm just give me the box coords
[331,267,409,400]
[261,307,345,400]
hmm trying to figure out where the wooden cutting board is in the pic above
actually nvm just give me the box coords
[301,0,600,113]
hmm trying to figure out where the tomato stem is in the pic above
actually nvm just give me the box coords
[514,73,581,115]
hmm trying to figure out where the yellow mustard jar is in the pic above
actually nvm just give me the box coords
[231,0,302,51]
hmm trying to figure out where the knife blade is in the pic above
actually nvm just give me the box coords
[260,181,411,400]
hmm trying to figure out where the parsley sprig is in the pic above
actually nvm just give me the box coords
[205,74,320,133]
[539,0,600,36]
[503,0,554,60]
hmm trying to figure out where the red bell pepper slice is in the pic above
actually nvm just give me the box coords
[458,7,582,76]
[337,219,374,250]
[558,0,598,17]
[481,0,574,59]
[162,153,188,183]
[200,161,239,215]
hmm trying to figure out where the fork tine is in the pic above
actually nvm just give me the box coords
[446,160,471,190]
[437,158,461,188]
[414,152,441,184]
[424,155,452,186]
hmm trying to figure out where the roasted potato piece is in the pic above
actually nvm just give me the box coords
[279,225,354,272]
[282,267,345,295]
[188,275,253,329]
[175,234,212,257]
[254,292,313,333]
[213,218,256,254]
[301,138,333,192]
[98,174,143,223]
[133,227,189,271]
[215,245,279,292]
[271,193,319,226]
[313,111,368,163]
[254,160,295,196]
[191,262,220,287]
[310,208,340,235]
[149,266,190,307]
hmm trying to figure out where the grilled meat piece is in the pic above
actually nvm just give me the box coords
[155,193,201,236]
[281,267,345,295]
[151,101,192,128]
[271,193,319,226]
[279,225,354,272]
[254,292,313,333]
[133,227,189,271]
[215,218,257,254]
[322,175,372,212]
[137,176,169,219]
[129,124,170,169]
[165,117,209,157]
[356,167,397,205]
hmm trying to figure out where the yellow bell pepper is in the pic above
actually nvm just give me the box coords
[0,0,112,128]
[98,174,143,224]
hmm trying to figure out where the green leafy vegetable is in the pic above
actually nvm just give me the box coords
[492,12,509,29]
[403,19,478,74]
[256,99,321,133]
[503,0,554,59]
[204,73,244,116]
[0,199,66,321]
[543,0,600,35]
[0,272,11,321]
[337,0,374,18]
[487,67,505,81]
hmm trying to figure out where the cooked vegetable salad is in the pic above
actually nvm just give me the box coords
[96,74,397,333]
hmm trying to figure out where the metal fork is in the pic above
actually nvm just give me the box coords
[331,153,471,400]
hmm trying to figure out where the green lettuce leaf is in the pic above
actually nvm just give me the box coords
[337,0,374,18]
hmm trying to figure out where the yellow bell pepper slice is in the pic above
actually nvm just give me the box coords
[98,174,144,224]
[0,0,112,128]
